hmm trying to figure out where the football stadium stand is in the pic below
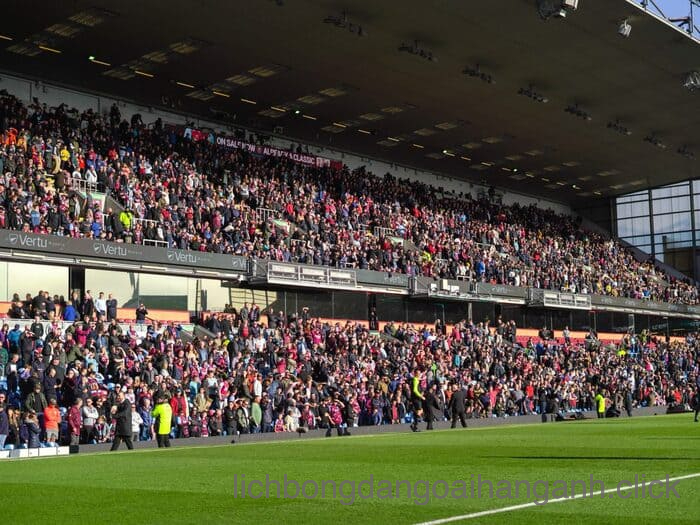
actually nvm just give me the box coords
[0,0,698,455]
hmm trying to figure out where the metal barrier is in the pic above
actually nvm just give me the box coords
[237,204,256,222]
[255,207,279,223]
[373,226,396,238]
[71,177,97,194]
[542,291,592,310]
[267,261,357,288]
[290,238,307,249]
[132,218,159,229]
[143,239,169,248]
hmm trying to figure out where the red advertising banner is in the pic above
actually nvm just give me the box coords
[214,135,342,170]
[180,127,341,169]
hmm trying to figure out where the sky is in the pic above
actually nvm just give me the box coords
[636,0,699,36]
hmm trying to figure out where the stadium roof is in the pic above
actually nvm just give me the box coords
[1,0,699,204]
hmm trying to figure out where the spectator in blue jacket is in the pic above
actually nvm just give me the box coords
[63,303,78,322]
[139,398,154,441]
[7,324,21,353]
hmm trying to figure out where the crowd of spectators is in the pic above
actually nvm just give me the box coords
[0,91,699,304]
[5,288,150,324]
[0,297,698,449]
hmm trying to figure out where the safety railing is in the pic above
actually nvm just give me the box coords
[71,177,97,194]
[267,261,357,288]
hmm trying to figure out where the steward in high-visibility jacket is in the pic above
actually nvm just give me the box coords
[151,398,173,448]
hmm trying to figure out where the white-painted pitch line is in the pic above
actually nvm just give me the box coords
[414,472,700,525]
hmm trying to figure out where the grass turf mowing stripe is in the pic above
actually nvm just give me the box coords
[413,472,700,525]
[1,414,697,524]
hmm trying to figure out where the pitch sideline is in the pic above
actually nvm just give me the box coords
[413,472,700,525]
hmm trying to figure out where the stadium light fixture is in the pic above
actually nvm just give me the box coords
[538,0,578,20]
[38,45,61,54]
[683,71,700,91]
[518,85,548,103]
[140,265,168,272]
[644,134,667,150]
[618,19,632,37]
[88,56,111,66]
[678,146,696,160]
[565,103,592,121]
[607,119,632,136]
[78,258,109,266]
[398,40,437,62]
[240,98,257,105]
[13,252,46,260]
[323,10,366,37]
[463,64,495,84]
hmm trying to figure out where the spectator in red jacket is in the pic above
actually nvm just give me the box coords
[170,390,189,438]
[43,398,61,444]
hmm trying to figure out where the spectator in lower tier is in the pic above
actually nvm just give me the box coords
[43,398,61,444]
[130,404,143,444]
[23,412,41,448]
[68,398,83,445]
[139,398,154,441]
[0,404,9,449]
[82,398,98,443]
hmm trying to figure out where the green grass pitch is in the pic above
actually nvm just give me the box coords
[1,415,698,524]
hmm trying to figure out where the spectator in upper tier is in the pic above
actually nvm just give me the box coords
[95,292,107,319]
[135,303,148,324]
[0,90,697,306]
[63,302,78,322]
[106,293,118,321]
